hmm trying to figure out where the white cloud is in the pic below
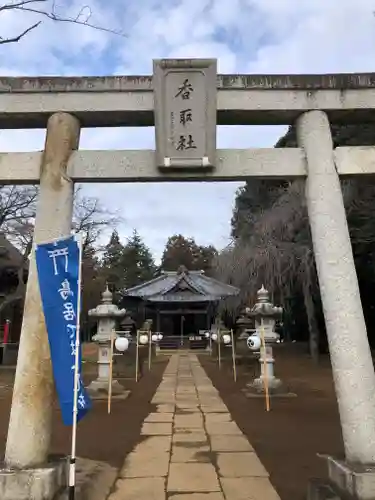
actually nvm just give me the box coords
[0,0,374,262]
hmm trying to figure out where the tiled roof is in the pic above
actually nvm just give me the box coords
[122,266,239,303]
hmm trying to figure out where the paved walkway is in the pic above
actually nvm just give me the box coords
[108,353,280,500]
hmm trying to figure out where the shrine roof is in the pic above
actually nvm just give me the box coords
[122,266,239,303]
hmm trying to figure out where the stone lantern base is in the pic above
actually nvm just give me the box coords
[242,376,297,398]
[87,379,129,400]
[0,454,67,500]
[307,455,375,500]
[249,375,284,393]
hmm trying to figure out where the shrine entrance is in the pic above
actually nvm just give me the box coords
[2,59,375,495]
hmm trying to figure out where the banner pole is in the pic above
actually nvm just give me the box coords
[108,328,115,414]
[148,329,152,371]
[69,234,83,500]
[231,329,237,382]
[135,331,139,382]
[218,329,221,370]
[260,318,270,412]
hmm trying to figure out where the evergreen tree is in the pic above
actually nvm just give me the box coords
[161,234,217,273]
[161,235,196,271]
[81,243,106,339]
[101,230,126,291]
[121,230,156,289]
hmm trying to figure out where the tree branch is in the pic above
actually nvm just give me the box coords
[0,21,41,43]
[0,0,126,45]
[0,0,46,11]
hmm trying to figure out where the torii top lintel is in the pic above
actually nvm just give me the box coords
[1,69,375,129]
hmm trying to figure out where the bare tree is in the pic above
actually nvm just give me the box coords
[72,186,122,257]
[0,0,125,45]
[0,184,121,322]
[0,183,122,255]
[0,185,37,251]
[214,179,322,360]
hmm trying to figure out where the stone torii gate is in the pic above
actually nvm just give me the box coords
[2,60,375,498]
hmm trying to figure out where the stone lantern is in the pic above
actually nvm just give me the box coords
[119,315,136,338]
[247,285,283,392]
[87,286,127,396]
[235,307,255,355]
[142,318,153,331]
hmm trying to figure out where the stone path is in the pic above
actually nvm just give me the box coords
[108,353,280,500]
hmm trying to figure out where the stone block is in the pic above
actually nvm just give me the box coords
[176,400,199,406]
[0,455,67,500]
[220,477,281,500]
[145,413,174,423]
[216,452,268,477]
[175,408,201,415]
[120,451,170,477]
[173,432,208,444]
[171,444,210,463]
[326,455,375,500]
[176,404,200,411]
[206,422,242,435]
[204,413,232,423]
[200,406,228,413]
[167,463,220,492]
[152,396,176,404]
[152,398,176,405]
[108,477,165,500]
[141,423,173,435]
[132,436,172,453]
[174,414,203,429]
[169,494,224,500]
[155,404,175,413]
[210,435,253,452]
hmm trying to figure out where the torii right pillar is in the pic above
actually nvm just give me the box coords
[297,110,375,500]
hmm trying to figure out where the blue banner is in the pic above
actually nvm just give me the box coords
[35,235,91,425]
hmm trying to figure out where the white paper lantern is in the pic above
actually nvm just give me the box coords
[157,333,163,341]
[247,335,261,351]
[222,334,231,344]
[211,333,218,342]
[151,334,158,342]
[115,337,129,352]
[139,334,149,345]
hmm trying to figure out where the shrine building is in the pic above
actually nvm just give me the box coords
[120,265,239,349]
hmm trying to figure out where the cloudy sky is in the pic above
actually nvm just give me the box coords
[1,0,375,261]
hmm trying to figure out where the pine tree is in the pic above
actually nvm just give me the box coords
[101,230,126,291]
[81,243,106,339]
[161,234,217,273]
[121,230,156,289]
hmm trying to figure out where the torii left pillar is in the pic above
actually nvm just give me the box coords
[1,113,80,500]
